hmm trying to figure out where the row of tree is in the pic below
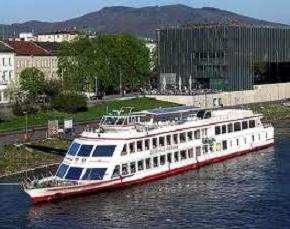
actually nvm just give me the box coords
[57,34,151,93]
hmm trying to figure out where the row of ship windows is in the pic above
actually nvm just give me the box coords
[67,144,116,157]
[215,119,256,135]
[115,133,266,177]
[56,164,107,181]
[121,128,208,155]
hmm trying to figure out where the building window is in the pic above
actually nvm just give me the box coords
[215,126,221,135]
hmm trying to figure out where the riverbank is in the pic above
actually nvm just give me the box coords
[0,97,178,132]
[0,139,69,177]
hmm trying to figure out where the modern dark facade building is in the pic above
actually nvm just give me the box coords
[157,25,290,91]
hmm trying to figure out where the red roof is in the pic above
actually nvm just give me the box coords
[4,40,50,56]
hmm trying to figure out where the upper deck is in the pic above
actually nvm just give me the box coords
[80,106,262,141]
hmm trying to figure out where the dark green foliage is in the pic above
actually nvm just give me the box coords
[52,94,88,113]
[12,101,39,116]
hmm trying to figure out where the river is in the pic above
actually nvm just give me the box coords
[1,121,290,228]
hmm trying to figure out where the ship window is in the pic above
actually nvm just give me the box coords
[122,164,129,175]
[242,121,248,130]
[153,138,158,149]
[201,128,208,138]
[222,125,227,134]
[234,122,241,131]
[203,145,208,154]
[153,157,159,167]
[180,133,186,143]
[77,145,93,157]
[145,158,151,169]
[187,132,193,140]
[244,138,247,144]
[196,146,201,156]
[188,148,194,158]
[228,123,233,133]
[138,160,144,171]
[236,139,239,146]
[215,143,221,151]
[65,167,83,180]
[252,135,255,142]
[166,135,172,145]
[56,163,69,178]
[180,150,187,160]
[67,143,80,156]
[160,155,166,165]
[222,140,227,150]
[215,126,221,135]
[129,142,135,153]
[258,134,261,140]
[112,165,120,178]
[83,168,107,180]
[249,120,256,128]
[145,139,150,150]
[159,137,165,147]
[173,134,178,144]
[167,153,172,163]
[121,144,127,156]
[137,141,143,152]
[229,140,233,148]
[194,130,201,139]
[130,162,136,174]
[174,151,179,162]
[92,145,116,157]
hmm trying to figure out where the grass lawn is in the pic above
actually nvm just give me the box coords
[0,97,178,132]
[0,144,63,176]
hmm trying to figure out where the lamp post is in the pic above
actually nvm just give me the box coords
[23,111,28,141]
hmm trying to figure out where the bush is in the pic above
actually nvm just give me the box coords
[52,94,87,113]
[12,101,39,116]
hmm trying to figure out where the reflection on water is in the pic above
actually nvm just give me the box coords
[1,122,290,228]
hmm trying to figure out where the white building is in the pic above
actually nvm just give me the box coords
[0,41,15,104]
[37,31,78,43]
[19,32,36,41]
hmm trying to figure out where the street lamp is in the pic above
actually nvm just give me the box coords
[23,111,28,141]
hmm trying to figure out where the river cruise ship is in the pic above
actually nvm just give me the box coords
[23,106,274,203]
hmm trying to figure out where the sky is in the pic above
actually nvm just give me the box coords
[0,0,290,25]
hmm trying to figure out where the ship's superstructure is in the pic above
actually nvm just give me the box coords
[23,106,274,203]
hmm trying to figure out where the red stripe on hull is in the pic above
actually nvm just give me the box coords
[31,142,274,204]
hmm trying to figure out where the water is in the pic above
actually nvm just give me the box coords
[1,122,290,229]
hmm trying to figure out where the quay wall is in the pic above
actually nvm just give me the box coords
[149,83,290,108]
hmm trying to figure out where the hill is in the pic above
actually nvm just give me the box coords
[0,4,285,38]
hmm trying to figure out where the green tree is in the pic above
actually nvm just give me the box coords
[57,34,151,94]
[19,67,46,101]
